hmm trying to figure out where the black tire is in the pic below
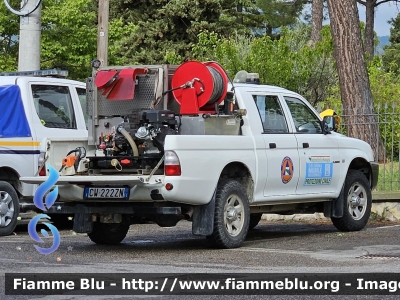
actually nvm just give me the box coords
[249,213,263,230]
[209,179,250,249]
[331,169,372,231]
[0,181,20,236]
[88,222,129,244]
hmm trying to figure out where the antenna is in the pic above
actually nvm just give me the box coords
[4,0,43,71]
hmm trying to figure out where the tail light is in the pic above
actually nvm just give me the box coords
[164,151,181,176]
[38,167,46,176]
[38,153,46,176]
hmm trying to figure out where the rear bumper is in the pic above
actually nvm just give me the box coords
[370,161,379,190]
[31,202,181,215]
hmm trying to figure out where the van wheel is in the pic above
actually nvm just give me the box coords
[88,222,129,244]
[209,179,250,249]
[249,213,263,230]
[0,181,20,236]
[331,170,372,231]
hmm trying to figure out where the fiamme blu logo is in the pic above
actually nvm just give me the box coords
[28,165,61,254]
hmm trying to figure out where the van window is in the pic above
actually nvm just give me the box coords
[76,87,87,128]
[32,85,76,129]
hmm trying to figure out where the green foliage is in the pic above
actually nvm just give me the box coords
[0,0,136,79]
[108,18,138,67]
[382,13,400,74]
[186,24,337,106]
[40,0,97,80]
[326,56,400,160]
[256,0,307,36]
[112,0,254,64]
[368,57,400,160]
[0,5,19,71]
[220,0,263,33]
[41,0,136,80]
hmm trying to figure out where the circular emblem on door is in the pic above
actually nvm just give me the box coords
[281,156,294,184]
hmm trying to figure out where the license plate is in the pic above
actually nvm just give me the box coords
[83,187,129,199]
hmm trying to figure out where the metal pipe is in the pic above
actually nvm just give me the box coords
[117,127,139,157]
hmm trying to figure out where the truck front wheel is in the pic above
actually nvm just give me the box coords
[88,222,129,244]
[0,181,19,236]
[331,170,372,231]
[209,179,250,249]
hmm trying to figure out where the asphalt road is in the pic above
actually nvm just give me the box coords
[1,218,400,300]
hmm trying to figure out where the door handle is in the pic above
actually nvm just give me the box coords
[269,143,276,149]
[303,143,309,148]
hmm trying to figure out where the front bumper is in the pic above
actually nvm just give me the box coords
[370,161,379,190]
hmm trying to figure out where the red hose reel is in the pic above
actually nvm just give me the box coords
[171,61,228,115]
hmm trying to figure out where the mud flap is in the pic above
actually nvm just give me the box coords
[324,185,344,218]
[192,190,215,236]
[73,205,93,233]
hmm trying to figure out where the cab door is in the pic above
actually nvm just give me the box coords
[283,96,342,196]
[22,79,88,171]
[252,94,300,197]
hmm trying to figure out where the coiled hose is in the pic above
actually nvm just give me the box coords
[206,66,225,105]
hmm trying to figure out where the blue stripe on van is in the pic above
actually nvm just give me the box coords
[0,150,40,154]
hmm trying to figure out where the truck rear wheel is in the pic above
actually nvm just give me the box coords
[0,181,19,236]
[331,170,372,231]
[249,213,263,230]
[209,179,250,249]
[88,222,129,244]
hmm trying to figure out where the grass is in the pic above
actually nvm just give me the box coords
[375,161,400,192]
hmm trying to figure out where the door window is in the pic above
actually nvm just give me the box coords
[76,87,87,128]
[253,95,288,133]
[32,85,76,129]
[284,96,322,134]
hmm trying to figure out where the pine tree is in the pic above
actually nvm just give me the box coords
[256,0,307,36]
[111,0,246,64]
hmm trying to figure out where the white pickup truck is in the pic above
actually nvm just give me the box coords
[0,70,87,236]
[21,62,378,249]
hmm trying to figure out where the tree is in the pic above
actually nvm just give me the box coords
[0,5,20,71]
[112,0,244,64]
[223,0,263,30]
[41,0,136,80]
[0,0,136,79]
[309,0,324,45]
[256,0,307,36]
[327,0,383,161]
[357,0,400,60]
[382,13,400,74]
[186,23,337,106]
[40,0,97,80]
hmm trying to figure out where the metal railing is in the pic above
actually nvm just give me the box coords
[318,103,400,192]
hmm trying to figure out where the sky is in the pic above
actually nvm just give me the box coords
[358,1,400,36]
[304,1,400,37]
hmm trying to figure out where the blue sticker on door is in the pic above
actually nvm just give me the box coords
[304,156,333,185]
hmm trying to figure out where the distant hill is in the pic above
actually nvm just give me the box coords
[376,36,390,54]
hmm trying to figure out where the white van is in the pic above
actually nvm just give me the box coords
[0,70,87,235]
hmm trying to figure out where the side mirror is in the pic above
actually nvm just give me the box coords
[319,109,341,134]
[322,115,337,134]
